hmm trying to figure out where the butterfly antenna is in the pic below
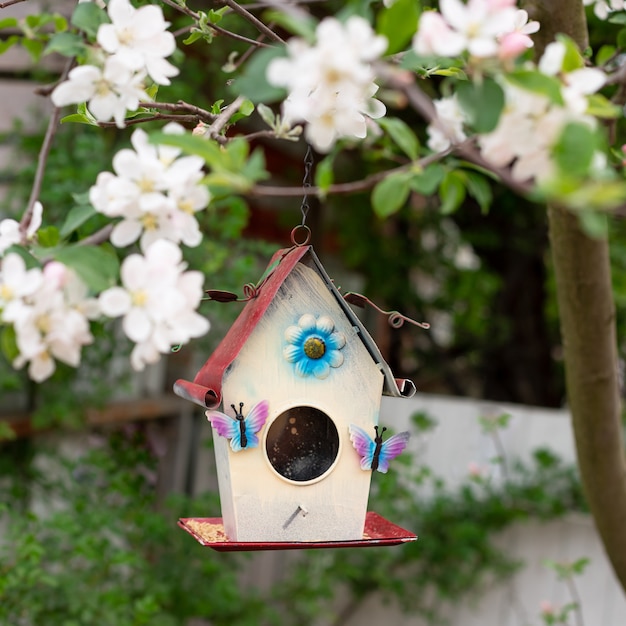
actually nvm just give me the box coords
[374,425,387,443]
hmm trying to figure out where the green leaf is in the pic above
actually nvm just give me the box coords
[578,210,608,238]
[71,2,108,38]
[60,112,99,126]
[3,245,41,269]
[44,32,87,57]
[0,35,19,55]
[238,99,255,117]
[586,93,621,118]
[149,132,224,168]
[555,34,585,72]
[506,70,564,105]
[552,122,598,178]
[378,117,420,161]
[256,103,276,127]
[609,12,626,23]
[372,171,413,218]
[232,46,288,103]
[1,325,19,363]
[60,204,97,238]
[456,78,505,133]
[464,171,493,213]
[239,147,268,184]
[0,17,18,29]
[262,9,317,41]
[37,226,60,248]
[618,28,626,50]
[409,163,444,195]
[439,170,466,214]
[21,38,44,62]
[376,0,419,54]
[596,44,616,66]
[51,245,119,293]
[314,154,335,196]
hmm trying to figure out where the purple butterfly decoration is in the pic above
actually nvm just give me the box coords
[349,424,410,473]
[207,400,269,452]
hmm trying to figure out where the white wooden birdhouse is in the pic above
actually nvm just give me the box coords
[175,244,418,550]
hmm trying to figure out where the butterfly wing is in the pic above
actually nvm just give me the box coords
[377,431,410,473]
[242,400,270,449]
[349,424,376,470]
[206,411,242,451]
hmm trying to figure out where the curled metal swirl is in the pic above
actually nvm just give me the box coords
[343,292,430,330]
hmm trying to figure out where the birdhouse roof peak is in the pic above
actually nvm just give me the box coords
[174,245,415,408]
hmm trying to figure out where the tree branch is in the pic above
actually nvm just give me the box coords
[218,0,285,43]
[204,95,246,141]
[19,57,76,236]
[250,151,450,197]
[380,65,533,197]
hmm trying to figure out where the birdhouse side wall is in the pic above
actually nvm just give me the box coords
[212,262,385,542]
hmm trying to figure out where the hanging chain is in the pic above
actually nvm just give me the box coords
[300,143,314,226]
[291,143,314,246]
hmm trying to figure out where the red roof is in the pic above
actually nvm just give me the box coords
[174,245,415,409]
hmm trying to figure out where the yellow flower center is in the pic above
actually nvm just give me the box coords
[132,290,147,307]
[303,336,326,360]
[138,178,155,193]
[0,284,13,301]
[140,213,158,231]
[36,314,51,334]
[178,199,194,214]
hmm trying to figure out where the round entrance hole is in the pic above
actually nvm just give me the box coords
[265,406,340,482]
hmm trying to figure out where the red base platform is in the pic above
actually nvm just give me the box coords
[177,511,417,552]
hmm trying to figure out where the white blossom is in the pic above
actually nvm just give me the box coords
[426,95,468,152]
[413,0,529,59]
[99,240,209,370]
[51,0,177,127]
[267,16,387,152]
[1,258,96,382]
[97,0,179,86]
[584,0,626,19]
[539,41,606,114]
[51,56,148,128]
[0,201,42,255]
[89,125,210,250]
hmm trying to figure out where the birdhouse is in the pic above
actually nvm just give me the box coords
[174,244,418,550]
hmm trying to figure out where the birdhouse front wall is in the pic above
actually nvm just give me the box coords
[212,261,385,542]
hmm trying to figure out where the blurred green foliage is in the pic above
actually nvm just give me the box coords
[0,414,585,626]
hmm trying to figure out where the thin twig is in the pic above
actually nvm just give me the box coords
[161,0,271,46]
[161,0,198,19]
[250,150,451,197]
[0,0,27,7]
[140,100,216,122]
[219,0,285,43]
[78,224,114,247]
[97,114,200,128]
[204,95,246,141]
[19,57,74,237]
[210,21,274,47]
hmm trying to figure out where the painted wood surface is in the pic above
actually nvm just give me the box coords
[214,262,385,542]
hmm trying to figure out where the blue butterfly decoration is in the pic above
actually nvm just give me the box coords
[349,424,410,473]
[207,400,269,452]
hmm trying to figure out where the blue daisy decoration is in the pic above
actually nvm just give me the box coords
[283,314,346,379]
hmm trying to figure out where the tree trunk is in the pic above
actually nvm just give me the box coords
[548,207,626,590]
[526,0,626,592]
